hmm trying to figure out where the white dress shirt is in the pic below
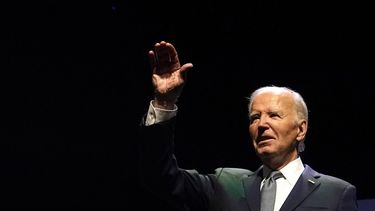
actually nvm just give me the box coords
[261,157,305,211]
[145,100,177,126]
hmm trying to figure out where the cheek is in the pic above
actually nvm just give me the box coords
[248,125,256,138]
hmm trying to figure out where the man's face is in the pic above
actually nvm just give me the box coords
[249,91,305,167]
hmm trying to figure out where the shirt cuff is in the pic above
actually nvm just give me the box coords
[145,100,177,126]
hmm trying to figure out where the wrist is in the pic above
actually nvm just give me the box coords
[153,99,176,110]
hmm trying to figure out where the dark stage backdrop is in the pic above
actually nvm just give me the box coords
[1,0,372,210]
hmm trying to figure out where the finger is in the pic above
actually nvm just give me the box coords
[148,50,157,73]
[179,63,193,81]
[155,42,173,64]
[180,63,194,74]
[165,42,180,64]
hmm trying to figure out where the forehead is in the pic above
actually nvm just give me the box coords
[250,91,295,112]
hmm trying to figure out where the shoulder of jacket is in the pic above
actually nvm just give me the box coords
[214,167,253,177]
[317,173,355,187]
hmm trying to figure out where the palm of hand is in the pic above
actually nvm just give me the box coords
[153,66,184,97]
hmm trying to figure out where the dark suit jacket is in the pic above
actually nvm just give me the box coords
[139,117,358,211]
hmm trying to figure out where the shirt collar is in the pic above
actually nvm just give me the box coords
[279,157,305,186]
[262,157,305,185]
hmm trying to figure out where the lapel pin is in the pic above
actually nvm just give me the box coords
[308,179,315,184]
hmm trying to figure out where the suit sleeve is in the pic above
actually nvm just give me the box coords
[338,184,358,211]
[138,116,215,210]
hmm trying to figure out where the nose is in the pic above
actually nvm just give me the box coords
[258,115,269,130]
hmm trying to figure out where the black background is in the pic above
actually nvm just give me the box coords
[1,0,373,210]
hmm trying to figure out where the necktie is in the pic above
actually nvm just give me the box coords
[260,171,283,211]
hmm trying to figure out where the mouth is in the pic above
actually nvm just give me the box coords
[256,136,275,145]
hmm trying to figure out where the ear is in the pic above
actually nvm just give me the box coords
[296,120,307,141]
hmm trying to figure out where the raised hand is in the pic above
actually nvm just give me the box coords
[148,41,193,109]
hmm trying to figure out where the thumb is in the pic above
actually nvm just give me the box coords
[180,63,194,74]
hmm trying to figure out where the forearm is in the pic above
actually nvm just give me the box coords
[139,117,181,190]
[138,117,212,210]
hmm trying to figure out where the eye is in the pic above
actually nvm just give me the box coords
[269,112,281,119]
[249,114,260,124]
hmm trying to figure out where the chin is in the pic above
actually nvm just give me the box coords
[256,148,274,158]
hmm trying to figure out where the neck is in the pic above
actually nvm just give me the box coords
[261,152,299,170]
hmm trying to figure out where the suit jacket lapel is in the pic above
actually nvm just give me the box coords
[280,165,321,211]
[243,167,263,211]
